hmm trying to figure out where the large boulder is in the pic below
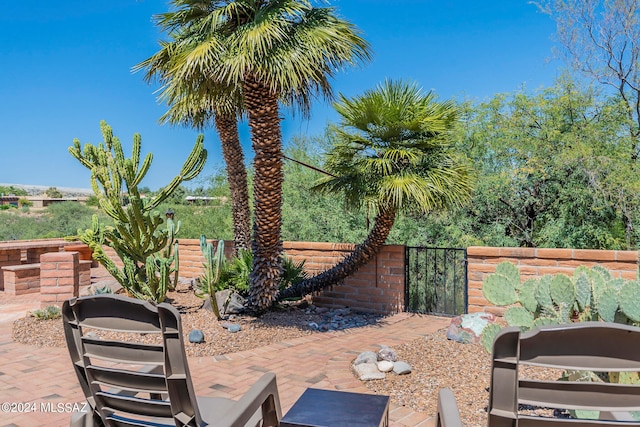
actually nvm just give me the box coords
[446,312,496,344]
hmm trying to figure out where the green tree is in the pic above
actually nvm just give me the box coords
[143,0,371,312]
[45,187,63,198]
[535,0,640,158]
[455,77,638,248]
[279,80,473,300]
[136,45,252,254]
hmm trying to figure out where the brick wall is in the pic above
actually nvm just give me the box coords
[40,252,80,308]
[467,246,638,315]
[104,239,405,314]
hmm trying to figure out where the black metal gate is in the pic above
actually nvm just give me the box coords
[404,247,467,316]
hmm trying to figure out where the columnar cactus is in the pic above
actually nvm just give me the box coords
[194,237,225,319]
[69,121,207,303]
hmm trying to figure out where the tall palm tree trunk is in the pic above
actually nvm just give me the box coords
[278,206,397,300]
[214,113,251,253]
[243,75,284,312]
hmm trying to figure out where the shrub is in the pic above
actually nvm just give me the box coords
[31,306,61,320]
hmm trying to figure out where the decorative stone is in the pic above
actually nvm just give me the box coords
[393,361,412,375]
[446,312,497,344]
[354,363,386,381]
[225,292,247,314]
[377,346,398,362]
[308,322,319,330]
[377,360,394,372]
[188,329,205,343]
[214,289,232,314]
[354,351,378,365]
[227,324,241,333]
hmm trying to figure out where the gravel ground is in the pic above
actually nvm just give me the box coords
[12,282,558,426]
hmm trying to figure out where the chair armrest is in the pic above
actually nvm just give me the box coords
[216,372,282,427]
[436,388,463,427]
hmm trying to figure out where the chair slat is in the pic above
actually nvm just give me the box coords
[106,413,174,427]
[87,366,167,394]
[97,392,173,418]
[82,337,164,365]
[517,414,640,426]
[519,379,640,411]
[519,324,640,371]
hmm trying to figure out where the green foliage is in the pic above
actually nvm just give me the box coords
[0,185,27,196]
[218,249,308,297]
[194,237,225,319]
[452,76,640,249]
[45,187,63,198]
[69,121,207,303]
[31,306,61,320]
[18,198,32,207]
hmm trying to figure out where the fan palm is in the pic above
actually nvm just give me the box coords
[138,0,371,312]
[135,28,252,254]
[278,80,473,300]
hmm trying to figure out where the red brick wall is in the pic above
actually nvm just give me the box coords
[40,252,80,308]
[176,240,405,314]
[467,246,638,315]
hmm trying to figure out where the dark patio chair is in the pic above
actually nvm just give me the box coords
[436,322,640,426]
[62,293,281,427]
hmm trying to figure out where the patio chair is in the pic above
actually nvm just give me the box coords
[62,293,282,427]
[436,322,640,426]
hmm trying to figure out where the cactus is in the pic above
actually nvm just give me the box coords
[534,275,554,310]
[69,121,207,303]
[194,237,225,319]
[574,272,591,311]
[618,281,640,323]
[481,323,503,353]
[504,306,534,329]
[519,279,539,313]
[482,273,519,306]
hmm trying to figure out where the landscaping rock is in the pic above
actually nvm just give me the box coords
[446,312,497,344]
[225,292,247,314]
[354,351,378,365]
[227,324,242,333]
[377,360,394,372]
[214,290,232,314]
[188,329,205,343]
[393,361,412,375]
[354,363,386,381]
[377,346,398,362]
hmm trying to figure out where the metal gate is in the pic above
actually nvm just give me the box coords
[404,247,467,316]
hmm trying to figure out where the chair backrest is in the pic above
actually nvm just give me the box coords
[488,322,640,426]
[63,294,202,427]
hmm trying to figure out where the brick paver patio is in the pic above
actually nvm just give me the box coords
[0,291,449,427]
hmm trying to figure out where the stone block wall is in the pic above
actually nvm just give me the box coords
[2,264,41,295]
[40,252,80,308]
[467,246,638,315]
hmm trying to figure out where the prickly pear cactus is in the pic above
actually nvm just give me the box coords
[482,270,519,306]
[481,323,503,353]
[550,274,575,309]
[574,272,591,311]
[594,287,618,323]
[618,281,640,323]
[519,279,539,313]
[504,306,534,329]
[534,275,554,310]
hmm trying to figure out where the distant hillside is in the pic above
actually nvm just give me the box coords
[0,183,93,197]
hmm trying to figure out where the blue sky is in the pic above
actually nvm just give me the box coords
[0,0,559,191]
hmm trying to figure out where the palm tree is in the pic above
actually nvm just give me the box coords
[135,29,252,254]
[278,80,473,300]
[139,0,371,312]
